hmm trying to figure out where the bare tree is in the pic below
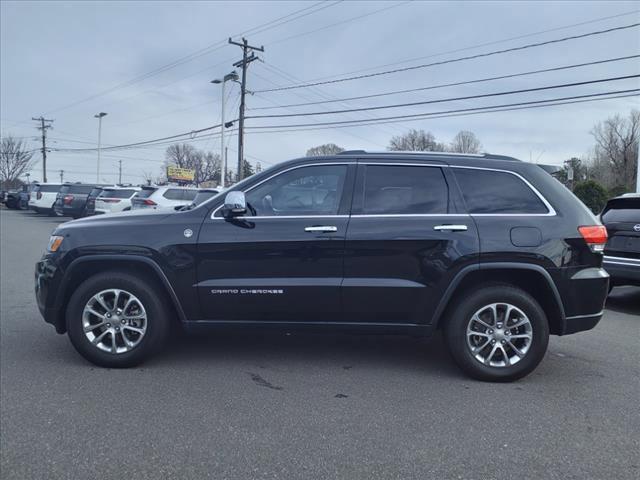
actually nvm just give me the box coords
[590,110,639,191]
[0,136,35,189]
[164,143,221,185]
[306,143,344,157]
[449,130,482,153]
[388,129,445,151]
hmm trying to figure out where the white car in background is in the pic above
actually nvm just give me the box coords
[94,186,141,214]
[131,186,198,210]
[29,183,63,215]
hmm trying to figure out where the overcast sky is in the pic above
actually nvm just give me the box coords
[1,0,639,184]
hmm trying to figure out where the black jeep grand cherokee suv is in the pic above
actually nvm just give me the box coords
[35,152,609,381]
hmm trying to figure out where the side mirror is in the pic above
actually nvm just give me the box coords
[222,191,247,217]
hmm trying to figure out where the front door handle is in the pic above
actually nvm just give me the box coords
[433,224,468,232]
[304,226,338,233]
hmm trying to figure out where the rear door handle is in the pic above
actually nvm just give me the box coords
[433,224,468,232]
[305,226,338,233]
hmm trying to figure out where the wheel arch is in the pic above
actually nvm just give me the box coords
[54,255,187,333]
[433,263,566,335]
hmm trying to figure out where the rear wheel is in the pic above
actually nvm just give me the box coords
[443,284,549,382]
[66,271,171,367]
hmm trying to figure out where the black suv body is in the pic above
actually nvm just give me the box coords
[35,152,609,381]
[602,194,640,288]
[53,183,100,218]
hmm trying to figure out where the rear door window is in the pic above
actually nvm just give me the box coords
[454,168,549,214]
[360,165,449,215]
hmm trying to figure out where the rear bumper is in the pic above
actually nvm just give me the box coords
[603,255,640,286]
[554,267,609,335]
[563,311,604,335]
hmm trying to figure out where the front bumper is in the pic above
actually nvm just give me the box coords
[35,253,66,333]
[603,255,640,286]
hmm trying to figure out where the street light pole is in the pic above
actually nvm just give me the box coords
[94,112,107,183]
[211,72,238,188]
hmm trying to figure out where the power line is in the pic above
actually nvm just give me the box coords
[245,89,640,129]
[248,74,640,119]
[249,54,640,110]
[255,22,640,93]
[266,1,412,46]
[40,1,340,116]
[52,122,225,153]
[283,9,640,85]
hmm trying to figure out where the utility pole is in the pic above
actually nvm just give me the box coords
[118,160,122,185]
[94,112,107,183]
[59,170,64,183]
[225,146,228,186]
[636,140,639,193]
[229,37,263,182]
[32,117,53,182]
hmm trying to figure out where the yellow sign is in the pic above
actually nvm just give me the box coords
[166,165,195,182]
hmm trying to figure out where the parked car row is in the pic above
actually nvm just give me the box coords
[2,182,219,218]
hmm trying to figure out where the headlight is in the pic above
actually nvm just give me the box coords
[47,235,64,252]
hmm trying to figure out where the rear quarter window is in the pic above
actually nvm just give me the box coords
[454,168,549,214]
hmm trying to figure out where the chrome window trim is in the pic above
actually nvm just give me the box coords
[450,165,557,217]
[351,214,470,218]
[210,161,557,219]
[210,162,351,220]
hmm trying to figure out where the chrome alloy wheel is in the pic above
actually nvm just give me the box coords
[82,289,147,354]
[465,303,533,367]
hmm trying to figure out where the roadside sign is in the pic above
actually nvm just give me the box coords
[167,165,195,182]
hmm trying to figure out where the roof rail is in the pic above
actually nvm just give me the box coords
[338,150,485,158]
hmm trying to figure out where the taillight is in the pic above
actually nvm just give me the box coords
[578,225,608,253]
[101,198,121,203]
[37,192,42,200]
[63,194,74,205]
[143,199,157,206]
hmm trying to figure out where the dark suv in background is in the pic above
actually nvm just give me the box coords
[602,193,640,289]
[35,151,609,382]
[53,183,100,218]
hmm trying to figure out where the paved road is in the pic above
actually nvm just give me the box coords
[1,207,638,480]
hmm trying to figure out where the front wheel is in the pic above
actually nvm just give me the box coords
[66,271,171,367]
[443,284,549,382]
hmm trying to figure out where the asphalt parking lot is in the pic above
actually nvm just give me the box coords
[1,207,638,480]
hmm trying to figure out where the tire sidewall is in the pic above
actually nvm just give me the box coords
[66,272,170,368]
[444,285,549,382]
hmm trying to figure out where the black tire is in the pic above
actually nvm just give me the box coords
[443,284,549,382]
[66,271,171,368]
